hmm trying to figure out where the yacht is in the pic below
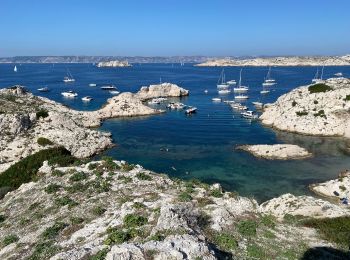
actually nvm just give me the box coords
[89,83,97,87]
[260,88,270,94]
[227,80,237,85]
[223,100,235,104]
[82,96,93,102]
[101,85,117,90]
[14,66,17,72]
[234,69,249,92]
[61,91,78,98]
[63,69,75,83]
[218,89,231,95]
[234,94,249,100]
[167,102,186,110]
[148,97,168,105]
[230,103,247,110]
[185,106,197,114]
[241,110,258,119]
[262,67,276,86]
[38,87,49,92]
[212,97,222,102]
[217,69,229,89]
[109,90,120,95]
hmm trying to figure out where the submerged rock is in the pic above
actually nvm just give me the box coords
[237,144,312,160]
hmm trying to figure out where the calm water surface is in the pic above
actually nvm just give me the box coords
[1,63,350,201]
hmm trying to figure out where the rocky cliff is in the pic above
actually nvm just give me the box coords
[260,78,350,138]
[96,60,131,67]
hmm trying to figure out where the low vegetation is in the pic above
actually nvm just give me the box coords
[344,94,350,101]
[313,109,326,118]
[0,147,76,199]
[37,137,53,146]
[308,83,332,94]
[36,109,49,119]
[296,111,308,116]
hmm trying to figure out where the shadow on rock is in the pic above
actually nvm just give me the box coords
[301,246,350,260]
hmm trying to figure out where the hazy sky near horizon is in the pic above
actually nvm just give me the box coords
[1,0,349,57]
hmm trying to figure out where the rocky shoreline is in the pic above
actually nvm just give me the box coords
[96,60,131,67]
[196,55,350,66]
[0,83,188,172]
[237,144,312,160]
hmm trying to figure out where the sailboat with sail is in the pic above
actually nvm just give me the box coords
[233,69,249,93]
[14,66,17,72]
[217,69,229,89]
[63,69,75,83]
[262,67,276,86]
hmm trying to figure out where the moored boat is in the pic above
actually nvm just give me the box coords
[63,69,75,82]
[218,89,231,95]
[234,94,249,100]
[212,97,221,102]
[109,90,120,95]
[241,110,258,119]
[38,87,49,92]
[185,106,197,114]
[82,96,93,102]
[89,83,97,87]
[101,85,117,90]
[61,91,78,98]
[252,101,263,109]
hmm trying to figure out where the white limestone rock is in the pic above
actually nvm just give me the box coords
[237,144,312,160]
[136,82,189,100]
[96,60,131,67]
[260,78,350,138]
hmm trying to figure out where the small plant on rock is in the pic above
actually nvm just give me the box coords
[37,137,53,146]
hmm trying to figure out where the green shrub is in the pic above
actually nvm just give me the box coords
[55,196,78,208]
[247,243,265,258]
[117,175,133,183]
[314,100,319,104]
[102,157,120,170]
[0,147,76,198]
[260,214,276,229]
[92,206,106,216]
[70,217,84,225]
[303,217,350,247]
[42,222,67,239]
[104,228,131,245]
[123,214,148,228]
[237,220,258,237]
[36,109,49,119]
[344,95,350,101]
[136,172,152,181]
[210,188,223,198]
[313,109,326,118]
[0,214,6,223]
[178,191,192,202]
[213,233,238,251]
[28,241,60,260]
[69,172,87,182]
[88,163,98,170]
[148,231,166,241]
[37,137,53,146]
[308,83,332,94]
[121,162,135,171]
[132,202,145,209]
[65,182,88,193]
[3,234,19,246]
[296,111,308,116]
[292,100,297,107]
[44,183,61,194]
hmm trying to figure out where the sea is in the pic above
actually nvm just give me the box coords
[1,63,350,202]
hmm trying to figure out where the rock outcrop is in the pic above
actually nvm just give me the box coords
[196,55,350,66]
[310,170,350,200]
[136,82,189,100]
[237,144,312,160]
[260,78,350,137]
[96,60,131,67]
[0,160,346,259]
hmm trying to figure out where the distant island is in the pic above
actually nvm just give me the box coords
[1,55,350,66]
[96,60,131,67]
[196,55,350,66]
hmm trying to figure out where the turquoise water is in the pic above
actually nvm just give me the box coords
[1,63,350,201]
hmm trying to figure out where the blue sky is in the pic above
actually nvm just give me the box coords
[1,0,349,56]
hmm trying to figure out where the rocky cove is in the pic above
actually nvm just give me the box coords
[0,80,350,259]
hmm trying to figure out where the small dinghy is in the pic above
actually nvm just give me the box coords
[185,106,197,114]
[38,87,49,92]
[82,96,93,102]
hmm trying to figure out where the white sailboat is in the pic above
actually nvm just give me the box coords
[312,66,325,83]
[262,67,276,86]
[234,69,249,93]
[63,69,75,83]
[217,69,229,89]
[14,66,17,72]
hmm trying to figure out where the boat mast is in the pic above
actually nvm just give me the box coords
[320,66,324,80]
[239,69,242,87]
[314,67,319,80]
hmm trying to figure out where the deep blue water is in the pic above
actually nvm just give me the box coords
[1,63,350,202]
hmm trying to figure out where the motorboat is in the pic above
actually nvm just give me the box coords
[252,101,263,109]
[61,91,78,98]
[185,106,197,114]
[101,85,117,90]
[260,89,270,94]
[212,97,221,102]
[230,103,247,110]
[148,97,168,105]
[14,66,17,72]
[234,94,249,100]
[38,87,49,92]
[204,89,208,93]
[63,69,75,83]
[218,89,231,95]
[241,110,258,119]
[334,72,343,77]
[89,83,97,87]
[82,96,93,102]
[223,100,235,104]
[109,90,120,95]
[167,102,186,110]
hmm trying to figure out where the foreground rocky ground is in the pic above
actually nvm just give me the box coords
[260,77,350,138]
[0,158,349,260]
[0,83,188,172]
